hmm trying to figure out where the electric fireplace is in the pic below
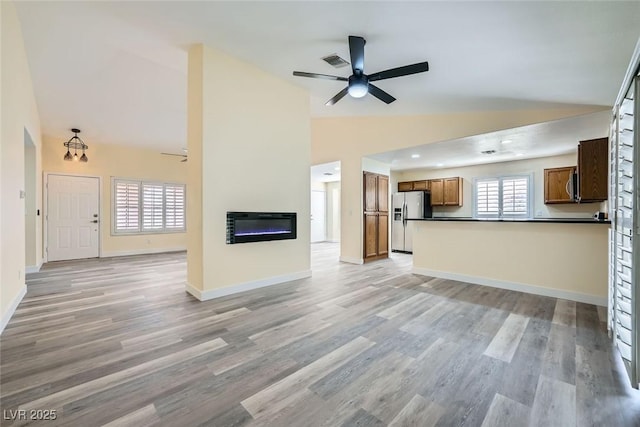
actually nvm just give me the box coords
[226,212,297,244]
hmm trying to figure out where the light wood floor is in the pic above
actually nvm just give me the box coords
[1,243,639,426]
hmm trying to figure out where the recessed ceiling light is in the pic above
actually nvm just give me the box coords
[411,154,420,159]
[436,163,444,167]
[515,153,524,157]
[501,139,513,145]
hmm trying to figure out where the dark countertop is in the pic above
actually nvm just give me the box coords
[410,217,611,224]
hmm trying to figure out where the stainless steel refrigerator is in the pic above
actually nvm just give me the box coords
[391,191,432,253]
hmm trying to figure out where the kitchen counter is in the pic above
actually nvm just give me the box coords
[409,219,608,305]
[410,217,610,224]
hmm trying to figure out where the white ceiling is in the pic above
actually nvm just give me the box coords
[311,161,341,183]
[14,1,640,151]
[368,110,611,171]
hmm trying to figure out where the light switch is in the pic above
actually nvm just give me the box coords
[19,190,26,199]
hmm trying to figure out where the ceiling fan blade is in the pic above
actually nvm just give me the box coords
[181,158,187,162]
[368,84,396,104]
[368,61,429,82]
[161,153,187,157]
[293,71,347,81]
[325,87,349,106]
[348,36,365,73]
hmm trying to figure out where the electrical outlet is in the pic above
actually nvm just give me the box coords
[536,210,543,217]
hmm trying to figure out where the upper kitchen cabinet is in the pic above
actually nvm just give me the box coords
[443,177,463,206]
[430,179,444,205]
[430,177,462,206]
[544,166,576,204]
[397,180,429,192]
[577,137,608,202]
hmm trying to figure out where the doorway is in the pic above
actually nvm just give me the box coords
[311,190,326,242]
[24,130,37,271]
[310,161,341,244]
[46,174,100,261]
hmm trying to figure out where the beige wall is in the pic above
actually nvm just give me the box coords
[1,2,43,324]
[413,221,609,304]
[394,152,601,219]
[42,138,187,257]
[311,106,608,262]
[188,44,310,296]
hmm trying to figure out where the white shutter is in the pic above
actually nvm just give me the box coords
[165,184,185,230]
[502,177,529,216]
[476,179,499,217]
[114,180,140,232]
[142,183,164,231]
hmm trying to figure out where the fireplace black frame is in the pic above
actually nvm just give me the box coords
[226,212,297,244]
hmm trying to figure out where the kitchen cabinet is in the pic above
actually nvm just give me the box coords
[398,181,414,192]
[363,172,389,262]
[443,177,462,206]
[429,177,462,206]
[577,137,608,202]
[398,177,462,206]
[544,166,576,204]
[429,179,444,205]
[397,180,429,191]
[412,180,429,191]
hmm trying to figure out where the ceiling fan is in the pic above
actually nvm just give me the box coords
[293,35,429,106]
[161,148,187,162]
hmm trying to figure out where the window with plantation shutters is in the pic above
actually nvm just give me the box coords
[473,175,531,219]
[165,184,185,230]
[114,181,140,232]
[142,183,164,231]
[112,178,186,234]
[475,179,500,217]
[502,177,529,216]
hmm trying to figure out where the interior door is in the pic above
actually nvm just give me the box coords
[310,190,326,243]
[47,174,99,261]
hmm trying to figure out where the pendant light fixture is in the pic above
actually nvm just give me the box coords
[63,128,89,162]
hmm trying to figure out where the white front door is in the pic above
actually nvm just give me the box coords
[47,174,100,261]
[310,190,326,243]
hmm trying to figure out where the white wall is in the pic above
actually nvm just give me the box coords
[187,44,311,299]
[393,152,601,218]
[326,181,340,242]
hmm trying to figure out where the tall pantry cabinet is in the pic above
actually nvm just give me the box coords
[363,172,389,262]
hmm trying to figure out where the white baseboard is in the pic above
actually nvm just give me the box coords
[1,285,27,335]
[25,261,43,274]
[340,257,364,265]
[101,247,186,258]
[412,267,607,307]
[186,270,312,301]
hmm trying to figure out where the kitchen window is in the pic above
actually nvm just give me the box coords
[473,174,532,219]
[112,178,186,234]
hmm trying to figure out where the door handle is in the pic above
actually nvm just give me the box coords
[91,220,99,223]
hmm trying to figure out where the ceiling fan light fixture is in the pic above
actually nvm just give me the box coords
[348,75,369,98]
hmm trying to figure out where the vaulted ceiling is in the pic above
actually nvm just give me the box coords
[15,1,640,151]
